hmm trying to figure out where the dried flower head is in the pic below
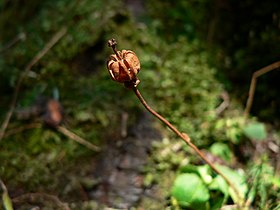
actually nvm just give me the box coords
[107,39,140,87]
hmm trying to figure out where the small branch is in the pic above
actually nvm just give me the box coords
[57,126,100,152]
[215,91,230,116]
[0,27,67,142]
[244,61,280,118]
[4,123,100,151]
[132,87,243,206]
[0,178,7,193]
[12,193,70,210]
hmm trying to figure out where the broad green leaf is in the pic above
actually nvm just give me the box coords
[243,122,267,141]
[209,175,228,195]
[214,165,248,204]
[180,165,212,184]
[171,173,210,207]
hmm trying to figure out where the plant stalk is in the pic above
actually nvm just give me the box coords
[132,86,243,206]
[244,60,280,118]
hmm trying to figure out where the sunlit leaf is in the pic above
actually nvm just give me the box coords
[244,122,267,141]
[209,175,228,196]
[171,173,210,207]
[214,165,248,204]
[197,165,212,184]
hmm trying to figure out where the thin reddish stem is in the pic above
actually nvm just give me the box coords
[132,86,243,205]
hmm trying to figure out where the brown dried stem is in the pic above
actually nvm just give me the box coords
[0,27,67,142]
[132,86,243,206]
[57,125,100,152]
[215,91,230,116]
[108,38,121,59]
[3,123,99,151]
[244,61,280,118]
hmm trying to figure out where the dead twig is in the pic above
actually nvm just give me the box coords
[215,91,230,115]
[0,178,7,193]
[12,192,70,210]
[57,126,100,152]
[3,122,99,151]
[0,27,67,142]
[244,61,280,118]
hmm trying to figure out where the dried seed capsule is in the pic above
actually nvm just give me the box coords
[107,39,140,87]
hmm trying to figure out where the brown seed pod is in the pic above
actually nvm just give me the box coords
[107,50,140,83]
[107,39,140,87]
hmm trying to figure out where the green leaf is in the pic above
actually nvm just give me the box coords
[209,175,228,195]
[243,122,267,141]
[209,143,233,163]
[197,165,212,184]
[214,165,248,204]
[271,176,280,188]
[171,173,210,207]
[180,165,212,184]
[180,164,200,174]
[2,191,14,210]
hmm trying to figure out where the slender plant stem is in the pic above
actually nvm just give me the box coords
[244,60,280,118]
[132,86,243,205]
[57,126,100,152]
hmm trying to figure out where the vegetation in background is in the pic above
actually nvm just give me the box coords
[0,0,279,209]
[147,0,280,121]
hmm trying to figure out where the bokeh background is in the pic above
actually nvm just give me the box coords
[0,0,279,209]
